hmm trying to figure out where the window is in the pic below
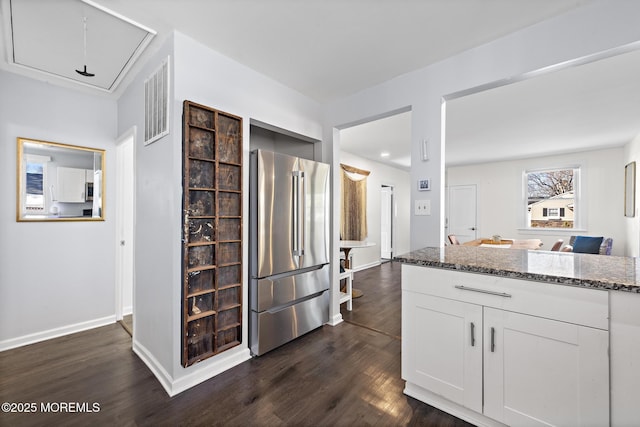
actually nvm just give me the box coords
[526,168,578,229]
[23,154,50,214]
[543,207,566,218]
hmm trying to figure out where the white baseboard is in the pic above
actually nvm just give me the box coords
[170,348,252,396]
[123,306,133,316]
[327,313,344,326]
[351,260,381,272]
[133,340,252,397]
[0,315,116,352]
[132,340,174,395]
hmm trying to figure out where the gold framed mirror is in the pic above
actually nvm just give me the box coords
[16,137,105,222]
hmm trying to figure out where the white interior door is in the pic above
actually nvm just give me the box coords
[116,129,135,322]
[448,184,477,243]
[380,185,393,259]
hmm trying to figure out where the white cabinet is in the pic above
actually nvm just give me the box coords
[403,293,482,412]
[402,264,609,427]
[56,167,86,202]
[483,307,609,426]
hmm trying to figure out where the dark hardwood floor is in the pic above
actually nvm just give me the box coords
[0,261,472,427]
[341,260,401,340]
[119,314,133,337]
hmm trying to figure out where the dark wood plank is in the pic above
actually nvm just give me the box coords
[119,314,133,337]
[0,262,472,427]
[341,260,402,339]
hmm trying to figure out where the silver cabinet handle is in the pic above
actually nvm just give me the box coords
[490,327,496,352]
[454,285,512,298]
[470,322,476,347]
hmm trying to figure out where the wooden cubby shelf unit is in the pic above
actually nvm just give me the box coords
[182,100,243,367]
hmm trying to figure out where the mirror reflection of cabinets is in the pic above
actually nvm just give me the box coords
[56,167,95,203]
[17,137,105,221]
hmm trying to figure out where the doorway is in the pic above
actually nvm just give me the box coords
[447,184,477,244]
[115,127,135,337]
[380,185,394,260]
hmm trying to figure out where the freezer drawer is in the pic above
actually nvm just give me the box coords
[252,264,329,312]
[250,290,329,356]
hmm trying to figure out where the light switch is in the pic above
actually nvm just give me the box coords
[415,199,431,216]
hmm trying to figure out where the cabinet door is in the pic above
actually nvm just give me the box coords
[483,308,609,426]
[56,167,86,202]
[402,291,483,412]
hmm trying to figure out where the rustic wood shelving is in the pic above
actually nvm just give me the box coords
[182,100,242,367]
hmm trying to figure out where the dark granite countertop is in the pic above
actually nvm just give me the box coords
[394,246,640,293]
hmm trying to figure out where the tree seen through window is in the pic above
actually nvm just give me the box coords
[526,169,576,228]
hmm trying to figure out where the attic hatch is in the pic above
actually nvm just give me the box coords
[7,0,156,93]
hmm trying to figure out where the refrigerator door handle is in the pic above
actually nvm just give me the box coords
[292,172,298,256]
[292,171,304,256]
[299,171,305,256]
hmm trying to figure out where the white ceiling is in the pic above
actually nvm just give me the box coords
[5,0,154,92]
[445,47,640,166]
[340,111,412,171]
[340,38,640,171]
[1,0,591,102]
[5,0,633,169]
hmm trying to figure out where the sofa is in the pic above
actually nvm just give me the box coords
[561,235,613,255]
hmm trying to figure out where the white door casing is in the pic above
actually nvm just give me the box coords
[381,185,393,259]
[115,127,136,322]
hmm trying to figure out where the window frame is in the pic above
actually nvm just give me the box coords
[522,165,582,231]
[22,154,50,215]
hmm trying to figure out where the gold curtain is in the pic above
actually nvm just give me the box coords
[340,164,370,241]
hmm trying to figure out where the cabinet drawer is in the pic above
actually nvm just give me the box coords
[402,264,608,330]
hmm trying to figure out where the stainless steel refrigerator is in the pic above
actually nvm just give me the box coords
[249,150,330,356]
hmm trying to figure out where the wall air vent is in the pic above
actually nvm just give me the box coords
[144,56,170,145]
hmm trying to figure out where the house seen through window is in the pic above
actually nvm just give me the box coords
[526,168,577,229]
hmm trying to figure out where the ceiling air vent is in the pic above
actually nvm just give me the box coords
[144,56,170,145]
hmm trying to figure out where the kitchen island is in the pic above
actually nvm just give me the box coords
[395,246,640,427]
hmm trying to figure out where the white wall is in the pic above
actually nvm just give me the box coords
[4,0,640,407]
[446,148,626,255]
[624,133,640,256]
[249,125,316,160]
[321,5,640,421]
[323,0,640,254]
[0,70,117,350]
[117,34,177,391]
[117,31,325,395]
[339,151,410,269]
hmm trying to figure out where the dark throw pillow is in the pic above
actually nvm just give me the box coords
[572,236,603,254]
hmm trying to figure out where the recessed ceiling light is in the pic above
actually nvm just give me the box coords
[380,151,390,157]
